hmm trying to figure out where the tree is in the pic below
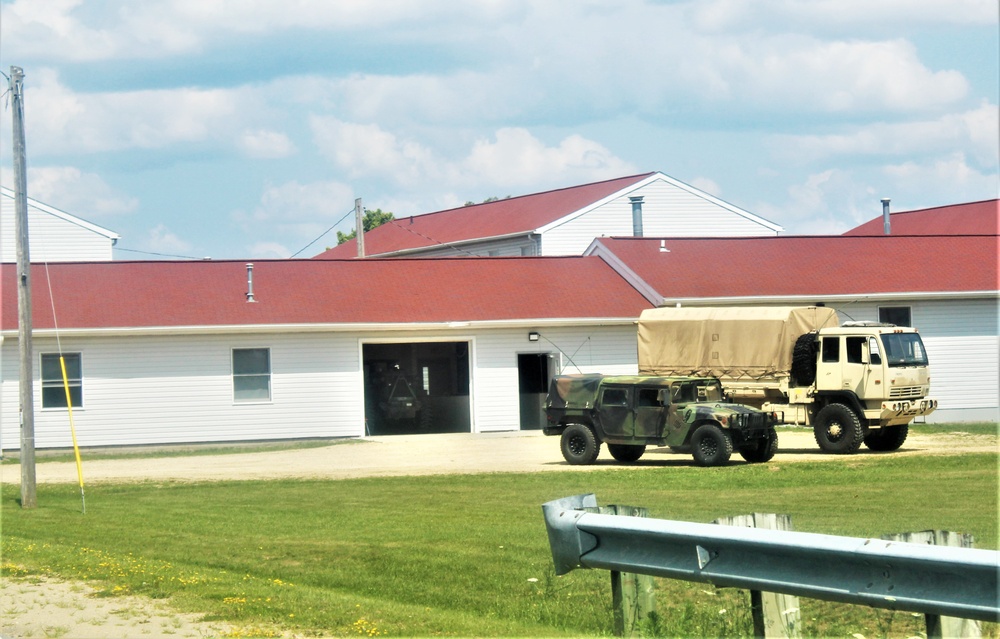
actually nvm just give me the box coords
[337,208,395,245]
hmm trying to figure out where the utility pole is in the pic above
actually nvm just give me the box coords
[355,198,365,258]
[12,66,37,508]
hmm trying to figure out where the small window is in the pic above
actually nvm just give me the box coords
[822,337,840,363]
[233,348,271,402]
[879,306,912,327]
[846,336,866,364]
[637,388,660,407]
[41,353,83,408]
[602,388,628,407]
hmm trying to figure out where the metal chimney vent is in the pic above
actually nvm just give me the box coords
[881,198,891,235]
[630,196,644,237]
[246,263,256,302]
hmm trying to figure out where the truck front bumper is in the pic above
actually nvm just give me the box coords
[877,398,938,425]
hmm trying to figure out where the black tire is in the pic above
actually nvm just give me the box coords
[607,444,645,462]
[691,424,734,467]
[864,424,909,452]
[791,333,818,386]
[560,424,600,465]
[739,427,779,463]
[813,403,864,454]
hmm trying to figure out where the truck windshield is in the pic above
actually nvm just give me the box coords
[880,333,929,367]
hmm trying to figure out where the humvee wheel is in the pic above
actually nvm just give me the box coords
[739,427,778,463]
[813,403,864,454]
[691,424,733,467]
[607,444,645,463]
[560,424,600,465]
[864,424,909,452]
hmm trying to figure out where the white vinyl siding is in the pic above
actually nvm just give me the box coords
[395,235,538,258]
[541,179,778,256]
[0,193,118,263]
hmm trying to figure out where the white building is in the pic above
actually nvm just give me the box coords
[1,188,120,262]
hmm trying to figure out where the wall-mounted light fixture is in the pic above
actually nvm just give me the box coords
[528,332,540,342]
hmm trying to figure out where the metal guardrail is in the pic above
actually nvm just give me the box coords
[542,494,1000,624]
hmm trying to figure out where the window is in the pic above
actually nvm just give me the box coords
[879,306,912,327]
[637,388,660,407]
[601,388,628,406]
[41,353,82,409]
[846,337,866,364]
[822,336,840,363]
[233,348,271,402]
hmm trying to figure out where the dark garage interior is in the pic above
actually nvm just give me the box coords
[363,341,471,435]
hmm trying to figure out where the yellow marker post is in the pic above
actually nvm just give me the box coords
[60,355,86,514]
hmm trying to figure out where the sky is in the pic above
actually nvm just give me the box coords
[0,0,996,260]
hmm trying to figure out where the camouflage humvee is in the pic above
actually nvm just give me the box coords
[544,374,779,467]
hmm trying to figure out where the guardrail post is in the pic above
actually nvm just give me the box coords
[715,513,801,639]
[883,531,981,639]
[586,504,655,637]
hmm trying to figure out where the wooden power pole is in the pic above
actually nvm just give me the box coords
[12,66,37,508]
[355,198,365,258]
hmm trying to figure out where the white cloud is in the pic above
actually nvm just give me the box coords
[231,179,357,256]
[688,177,722,198]
[20,69,273,155]
[145,224,194,255]
[237,129,296,159]
[0,165,138,219]
[246,241,291,259]
[311,118,637,192]
[775,101,1000,167]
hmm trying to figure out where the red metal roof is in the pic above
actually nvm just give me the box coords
[1,257,653,331]
[594,235,999,299]
[316,173,655,258]
[844,200,998,236]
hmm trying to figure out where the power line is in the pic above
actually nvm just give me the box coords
[290,207,355,258]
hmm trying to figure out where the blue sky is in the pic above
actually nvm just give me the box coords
[0,0,996,259]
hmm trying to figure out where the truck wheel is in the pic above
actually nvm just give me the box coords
[791,333,817,385]
[864,424,909,452]
[691,424,733,467]
[608,444,645,463]
[813,403,864,454]
[739,427,778,463]
[560,424,600,465]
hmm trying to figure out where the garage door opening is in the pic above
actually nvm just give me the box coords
[518,353,558,430]
[363,342,471,435]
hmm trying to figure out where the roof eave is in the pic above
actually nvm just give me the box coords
[1,316,642,339]
[660,290,1000,307]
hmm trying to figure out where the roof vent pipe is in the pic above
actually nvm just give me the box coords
[881,198,891,235]
[246,263,256,302]
[630,196,644,237]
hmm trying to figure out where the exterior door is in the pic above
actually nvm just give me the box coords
[634,386,667,438]
[598,386,633,438]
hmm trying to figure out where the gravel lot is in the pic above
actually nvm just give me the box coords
[1,427,995,639]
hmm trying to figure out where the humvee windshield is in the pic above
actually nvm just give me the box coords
[880,333,929,367]
[672,380,724,403]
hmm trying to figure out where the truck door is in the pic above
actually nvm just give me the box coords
[597,386,633,439]
[843,335,876,401]
[634,386,667,438]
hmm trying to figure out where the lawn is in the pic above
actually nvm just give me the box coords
[1,452,997,637]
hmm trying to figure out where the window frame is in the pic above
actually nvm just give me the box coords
[878,306,912,327]
[40,352,83,410]
[232,347,272,404]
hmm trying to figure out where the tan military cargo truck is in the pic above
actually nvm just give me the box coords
[637,306,937,454]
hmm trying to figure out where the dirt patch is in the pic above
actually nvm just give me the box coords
[1,428,996,638]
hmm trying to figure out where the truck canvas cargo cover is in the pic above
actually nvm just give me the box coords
[638,306,839,379]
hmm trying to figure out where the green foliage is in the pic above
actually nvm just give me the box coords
[2,453,997,637]
[336,208,395,245]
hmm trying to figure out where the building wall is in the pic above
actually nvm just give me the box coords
[393,235,538,258]
[541,179,778,256]
[0,197,115,262]
[0,323,640,450]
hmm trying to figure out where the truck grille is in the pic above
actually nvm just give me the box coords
[889,386,924,399]
[738,413,770,431]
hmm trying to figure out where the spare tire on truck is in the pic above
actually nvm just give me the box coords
[791,333,818,386]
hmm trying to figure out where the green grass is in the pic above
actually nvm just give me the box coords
[1,453,997,637]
